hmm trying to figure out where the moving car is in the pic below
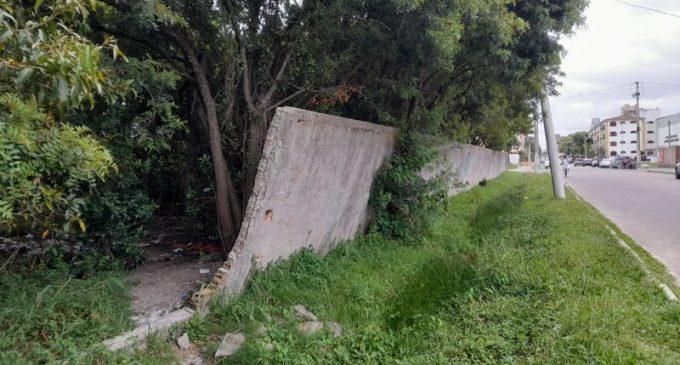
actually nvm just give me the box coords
[613,156,636,169]
[600,158,612,168]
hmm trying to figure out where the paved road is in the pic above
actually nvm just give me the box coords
[566,167,680,283]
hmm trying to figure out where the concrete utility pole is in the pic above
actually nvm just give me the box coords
[540,89,565,199]
[534,104,541,170]
[634,81,641,167]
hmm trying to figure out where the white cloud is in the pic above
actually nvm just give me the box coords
[548,0,680,142]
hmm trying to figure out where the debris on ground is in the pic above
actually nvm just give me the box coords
[177,332,191,350]
[215,332,246,358]
[292,304,318,321]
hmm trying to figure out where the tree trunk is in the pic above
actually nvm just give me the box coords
[174,33,242,247]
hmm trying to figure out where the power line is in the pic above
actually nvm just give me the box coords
[559,83,633,98]
[612,0,680,19]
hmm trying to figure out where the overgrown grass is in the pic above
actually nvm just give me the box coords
[3,172,680,364]
[0,263,176,365]
[183,172,680,364]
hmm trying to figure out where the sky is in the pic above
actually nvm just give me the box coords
[542,0,680,144]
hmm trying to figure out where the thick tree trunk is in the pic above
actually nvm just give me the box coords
[174,33,242,247]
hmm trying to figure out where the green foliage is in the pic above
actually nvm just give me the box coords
[0,1,121,238]
[0,95,115,236]
[369,134,448,240]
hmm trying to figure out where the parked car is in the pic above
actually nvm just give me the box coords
[591,158,600,167]
[614,156,636,169]
[600,158,612,168]
[583,158,593,166]
[676,162,680,179]
[544,160,550,169]
[574,158,586,166]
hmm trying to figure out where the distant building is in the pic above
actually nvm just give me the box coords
[588,105,660,159]
[655,112,680,167]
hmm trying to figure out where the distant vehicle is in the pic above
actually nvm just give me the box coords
[600,158,612,168]
[676,162,680,179]
[574,158,586,166]
[611,157,623,169]
[544,160,550,169]
[591,158,599,167]
[583,158,593,166]
[615,156,636,169]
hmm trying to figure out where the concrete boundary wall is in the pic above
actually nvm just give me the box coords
[193,108,507,308]
[426,144,509,195]
[193,107,397,307]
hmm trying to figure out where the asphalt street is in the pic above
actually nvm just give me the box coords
[566,166,680,284]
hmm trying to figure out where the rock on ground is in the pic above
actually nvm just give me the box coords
[177,332,191,350]
[296,321,324,335]
[215,332,246,358]
[325,321,343,337]
[292,304,318,321]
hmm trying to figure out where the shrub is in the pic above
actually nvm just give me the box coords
[369,133,448,241]
[0,95,116,237]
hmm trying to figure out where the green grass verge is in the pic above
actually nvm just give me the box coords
[3,172,680,364]
[0,264,177,365]
[185,172,680,364]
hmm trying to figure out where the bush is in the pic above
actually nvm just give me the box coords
[369,133,448,241]
[0,95,116,237]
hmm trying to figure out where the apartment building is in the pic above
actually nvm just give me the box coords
[588,105,660,159]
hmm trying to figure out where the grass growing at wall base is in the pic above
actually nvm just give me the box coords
[184,172,680,364]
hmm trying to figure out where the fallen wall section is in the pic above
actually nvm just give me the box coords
[194,107,397,306]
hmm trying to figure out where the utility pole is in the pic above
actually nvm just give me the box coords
[540,89,565,199]
[534,103,541,170]
[634,81,641,167]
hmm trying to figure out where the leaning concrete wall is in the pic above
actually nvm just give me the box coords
[194,107,397,305]
[422,143,508,195]
[193,109,507,307]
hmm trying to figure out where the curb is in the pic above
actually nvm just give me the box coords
[644,169,675,175]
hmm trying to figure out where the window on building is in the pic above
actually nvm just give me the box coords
[610,141,617,146]
[648,140,655,144]
[620,131,626,134]
[610,131,617,137]
[631,150,637,154]
[631,140,637,144]
[620,141,626,144]
[610,151,617,156]
[610,121,617,127]
[620,121,626,124]
[620,151,626,154]
[648,130,654,134]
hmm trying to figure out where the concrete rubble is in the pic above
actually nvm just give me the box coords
[292,304,318,321]
[215,332,246,358]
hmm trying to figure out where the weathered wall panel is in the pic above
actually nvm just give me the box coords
[194,108,508,307]
[196,107,397,303]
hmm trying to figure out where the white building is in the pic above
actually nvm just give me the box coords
[655,112,680,167]
[591,105,660,159]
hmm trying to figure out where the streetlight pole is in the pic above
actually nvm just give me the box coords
[540,89,565,199]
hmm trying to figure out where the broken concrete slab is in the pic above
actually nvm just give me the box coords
[102,307,195,351]
[177,332,190,350]
[296,321,324,335]
[292,304,318,321]
[215,332,246,358]
[325,321,343,337]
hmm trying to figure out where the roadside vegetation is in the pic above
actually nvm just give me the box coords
[179,172,680,364]
[3,173,680,363]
